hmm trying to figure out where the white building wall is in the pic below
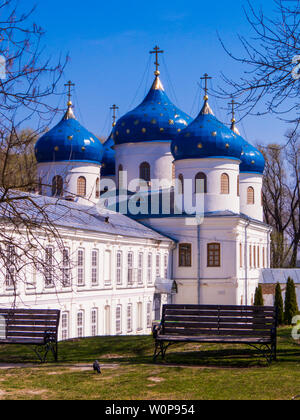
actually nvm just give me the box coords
[239,173,263,221]
[174,158,241,214]
[0,228,172,340]
[115,142,174,191]
[37,161,101,205]
[140,215,270,306]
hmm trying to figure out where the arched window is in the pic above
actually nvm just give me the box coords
[247,186,255,204]
[221,173,230,194]
[139,162,151,183]
[52,175,63,197]
[195,172,207,193]
[77,176,86,197]
[178,174,184,194]
[237,175,240,197]
[95,178,100,199]
[118,164,123,188]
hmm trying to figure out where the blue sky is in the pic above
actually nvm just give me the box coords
[27,0,292,145]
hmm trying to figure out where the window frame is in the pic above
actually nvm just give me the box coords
[207,243,221,268]
[178,243,192,267]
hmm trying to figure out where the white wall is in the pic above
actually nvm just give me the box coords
[37,161,101,205]
[174,158,241,214]
[0,227,172,340]
[239,173,263,221]
[115,142,174,191]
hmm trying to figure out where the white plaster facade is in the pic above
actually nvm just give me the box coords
[37,161,101,205]
[0,217,172,341]
[115,141,174,190]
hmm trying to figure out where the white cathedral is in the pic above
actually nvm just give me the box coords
[1,49,271,341]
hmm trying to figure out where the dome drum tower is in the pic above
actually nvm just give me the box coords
[35,86,104,206]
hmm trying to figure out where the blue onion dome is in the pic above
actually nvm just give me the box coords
[35,102,104,164]
[101,131,116,176]
[230,121,265,174]
[114,73,192,144]
[171,97,243,161]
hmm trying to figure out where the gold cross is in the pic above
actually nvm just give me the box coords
[110,104,119,127]
[150,45,164,74]
[200,73,212,100]
[229,98,239,122]
[64,80,75,104]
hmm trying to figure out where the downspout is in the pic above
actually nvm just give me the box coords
[197,223,201,304]
[170,242,177,304]
[244,221,250,305]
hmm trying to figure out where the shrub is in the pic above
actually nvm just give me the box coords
[284,277,298,325]
[274,282,284,325]
[254,285,264,306]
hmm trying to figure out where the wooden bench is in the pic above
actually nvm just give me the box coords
[0,308,60,363]
[153,304,278,364]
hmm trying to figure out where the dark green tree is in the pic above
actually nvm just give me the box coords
[254,285,264,306]
[274,282,284,325]
[284,277,299,325]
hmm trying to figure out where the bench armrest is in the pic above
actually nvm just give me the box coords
[152,323,162,339]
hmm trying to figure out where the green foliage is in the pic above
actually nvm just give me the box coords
[284,277,299,325]
[275,282,284,325]
[254,285,264,306]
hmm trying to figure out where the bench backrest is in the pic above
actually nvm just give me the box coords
[161,304,277,338]
[0,308,60,343]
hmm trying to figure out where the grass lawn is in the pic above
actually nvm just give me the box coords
[0,327,299,400]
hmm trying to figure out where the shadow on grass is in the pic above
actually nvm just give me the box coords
[0,327,299,369]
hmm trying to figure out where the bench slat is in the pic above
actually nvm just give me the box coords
[164,321,273,330]
[0,309,60,315]
[163,327,272,337]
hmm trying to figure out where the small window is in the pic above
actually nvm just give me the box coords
[6,245,16,289]
[221,173,229,194]
[61,312,69,340]
[77,249,85,286]
[116,305,122,334]
[91,249,99,286]
[147,253,153,284]
[247,187,255,204]
[164,254,168,278]
[127,304,132,332]
[137,302,143,331]
[140,162,151,183]
[156,253,161,278]
[207,243,221,267]
[257,246,260,268]
[52,175,63,197]
[62,248,71,287]
[77,176,86,197]
[91,308,98,337]
[237,175,240,197]
[179,243,192,267]
[138,253,143,285]
[195,172,207,193]
[95,178,100,199]
[253,245,256,268]
[77,311,84,338]
[249,245,252,268]
[178,174,184,194]
[44,246,54,287]
[116,251,123,285]
[128,252,133,285]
